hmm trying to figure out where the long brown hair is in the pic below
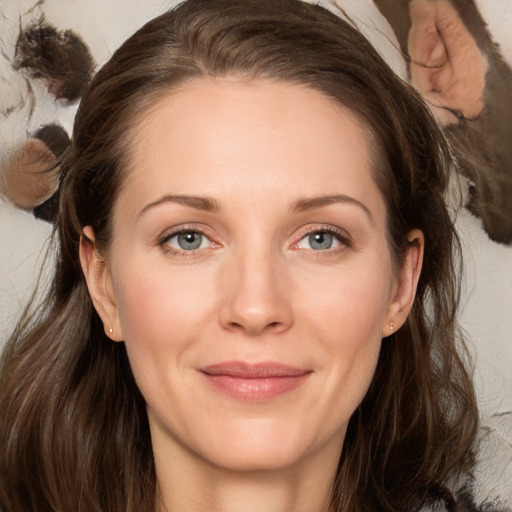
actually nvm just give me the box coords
[0,1,478,510]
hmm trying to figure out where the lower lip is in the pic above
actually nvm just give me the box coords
[201,373,311,402]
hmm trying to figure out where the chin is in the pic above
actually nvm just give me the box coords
[206,444,306,473]
[193,418,336,473]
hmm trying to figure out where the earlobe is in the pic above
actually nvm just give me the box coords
[79,226,123,341]
[383,229,424,337]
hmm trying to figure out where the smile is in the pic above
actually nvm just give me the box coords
[199,362,313,402]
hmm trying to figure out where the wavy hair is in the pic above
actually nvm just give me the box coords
[0,1,478,510]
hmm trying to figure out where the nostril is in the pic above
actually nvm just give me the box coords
[224,319,286,336]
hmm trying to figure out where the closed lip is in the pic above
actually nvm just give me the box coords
[198,361,313,401]
[199,361,312,378]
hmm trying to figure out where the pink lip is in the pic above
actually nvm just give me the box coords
[199,362,312,402]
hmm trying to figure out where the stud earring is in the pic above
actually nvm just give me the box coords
[108,326,113,334]
[390,322,394,331]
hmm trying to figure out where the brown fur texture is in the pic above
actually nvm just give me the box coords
[2,124,69,212]
[374,0,512,244]
[13,16,94,103]
[2,137,59,209]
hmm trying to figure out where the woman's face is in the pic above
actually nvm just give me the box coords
[83,78,421,474]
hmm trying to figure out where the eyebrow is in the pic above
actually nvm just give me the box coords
[138,194,221,217]
[292,194,373,222]
[138,193,372,221]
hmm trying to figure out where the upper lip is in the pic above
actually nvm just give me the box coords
[200,361,311,378]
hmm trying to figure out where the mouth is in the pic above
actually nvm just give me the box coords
[199,362,313,402]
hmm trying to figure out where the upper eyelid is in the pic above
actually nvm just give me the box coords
[159,224,214,241]
[163,229,209,242]
[294,224,351,241]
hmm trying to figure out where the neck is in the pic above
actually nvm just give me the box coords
[154,440,339,512]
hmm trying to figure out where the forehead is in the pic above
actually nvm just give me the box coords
[116,78,386,222]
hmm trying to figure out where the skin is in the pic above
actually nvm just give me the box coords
[80,78,423,512]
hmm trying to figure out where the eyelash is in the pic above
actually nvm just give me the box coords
[157,224,352,258]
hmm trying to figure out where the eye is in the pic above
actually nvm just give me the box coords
[164,230,211,251]
[295,228,348,251]
[306,231,336,250]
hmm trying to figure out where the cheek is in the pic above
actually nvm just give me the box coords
[300,262,392,345]
[114,258,213,333]
[297,262,392,403]
[111,261,217,383]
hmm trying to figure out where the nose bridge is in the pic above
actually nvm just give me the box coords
[220,238,292,335]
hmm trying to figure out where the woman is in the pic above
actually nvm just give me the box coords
[0,0,478,510]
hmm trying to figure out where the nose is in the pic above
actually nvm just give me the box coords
[219,249,293,336]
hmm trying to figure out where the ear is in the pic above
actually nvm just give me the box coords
[382,229,424,337]
[79,226,123,341]
[407,0,487,125]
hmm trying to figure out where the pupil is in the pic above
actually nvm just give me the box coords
[178,232,202,250]
[309,232,332,250]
